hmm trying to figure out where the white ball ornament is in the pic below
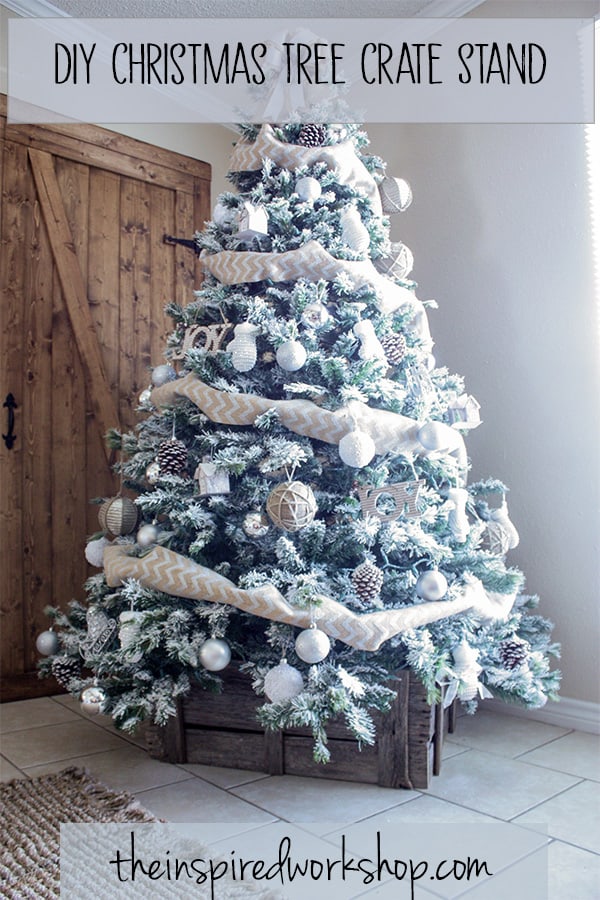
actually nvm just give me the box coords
[85,536,109,568]
[151,364,177,387]
[295,176,322,203]
[295,625,330,664]
[198,638,231,672]
[36,629,59,656]
[417,421,448,453]
[276,340,307,372]
[136,523,159,548]
[338,430,376,468]
[80,684,106,715]
[416,569,448,601]
[264,660,304,703]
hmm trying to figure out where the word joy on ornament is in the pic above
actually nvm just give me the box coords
[171,322,233,360]
[358,479,425,523]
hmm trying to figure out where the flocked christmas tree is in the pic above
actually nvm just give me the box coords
[39,123,560,762]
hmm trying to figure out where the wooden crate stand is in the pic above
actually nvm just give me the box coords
[145,667,456,790]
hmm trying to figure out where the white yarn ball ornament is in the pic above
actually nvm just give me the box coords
[416,570,448,601]
[36,629,59,656]
[338,430,376,468]
[295,176,322,203]
[151,364,177,387]
[198,638,231,672]
[276,340,307,372]
[295,626,330,664]
[85,536,109,568]
[264,660,304,703]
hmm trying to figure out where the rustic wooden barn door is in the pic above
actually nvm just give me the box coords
[0,96,211,700]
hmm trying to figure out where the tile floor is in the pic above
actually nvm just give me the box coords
[1,695,598,898]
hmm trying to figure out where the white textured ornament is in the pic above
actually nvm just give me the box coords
[198,638,231,671]
[446,487,470,543]
[338,430,376,468]
[118,610,144,662]
[145,462,161,485]
[295,626,330,664]
[243,512,270,538]
[379,176,413,213]
[137,523,159,548]
[340,207,370,254]
[416,569,448,601]
[276,340,307,372]
[264,659,304,703]
[151,364,177,387]
[295,176,322,203]
[85,536,109,568]
[36,629,59,656]
[80,607,118,661]
[353,320,386,361]
[301,301,329,328]
[490,499,519,549]
[228,322,260,373]
[80,684,106,715]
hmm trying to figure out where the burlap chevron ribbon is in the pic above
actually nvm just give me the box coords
[201,240,415,317]
[104,544,514,651]
[230,124,383,217]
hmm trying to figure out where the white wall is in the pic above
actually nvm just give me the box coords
[368,122,599,704]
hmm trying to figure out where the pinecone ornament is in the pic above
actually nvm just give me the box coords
[51,655,82,688]
[297,124,327,147]
[499,637,529,670]
[352,561,384,602]
[380,332,407,366]
[157,438,188,475]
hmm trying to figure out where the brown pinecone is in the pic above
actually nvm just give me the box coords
[380,333,407,366]
[51,655,82,688]
[157,438,188,475]
[499,638,529,670]
[297,124,328,147]
[352,561,384,602]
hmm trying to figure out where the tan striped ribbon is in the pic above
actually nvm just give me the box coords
[104,544,513,651]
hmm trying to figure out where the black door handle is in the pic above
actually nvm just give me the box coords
[3,393,17,449]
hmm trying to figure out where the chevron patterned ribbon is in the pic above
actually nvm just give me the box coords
[230,125,383,217]
[104,544,513,651]
[200,240,415,316]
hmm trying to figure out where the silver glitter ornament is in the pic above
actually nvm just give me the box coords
[416,569,448,601]
[151,364,177,387]
[36,629,59,656]
[295,625,330,664]
[276,340,307,372]
[198,638,231,672]
[338,430,376,468]
[264,659,304,703]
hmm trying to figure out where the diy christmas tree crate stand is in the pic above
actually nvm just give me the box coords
[145,666,456,790]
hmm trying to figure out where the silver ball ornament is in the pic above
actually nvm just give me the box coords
[295,626,330,664]
[338,430,376,468]
[295,176,322,203]
[136,523,159,548]
[36,629,59,656]
[264,660,304,703]
[417,421,448,452]
[85,536,109,568]
[198,638,231,672]
[276,340,307,372]
[151,364,177,387]
[145,461,161,485]
[416,569,448,601]
[80,684,106,715]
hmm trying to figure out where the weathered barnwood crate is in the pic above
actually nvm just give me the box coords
[146,667,456,789]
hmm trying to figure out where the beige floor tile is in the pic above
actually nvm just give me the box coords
[547,840,600,900]
[177,761,270,789]
[134,776,277,823]
[52,693,148,746]
[425,749,579,819]
[448,846,548,899]
[0,697,81,733]
[512,780,600,853]
[442,741,470,761]
[23,743,192,792]
[518,731,600,781]
[0,755,26,782]
[231,774,419,824]
[448,710,570,757]
[0,720,125,768]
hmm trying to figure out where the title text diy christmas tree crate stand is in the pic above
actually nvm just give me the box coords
[146,667,456,790]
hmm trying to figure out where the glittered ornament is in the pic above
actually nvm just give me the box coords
[380,332,407,366]
[295,176,322,203]
[416,569,448,601]
[340,207,370,254]
[158,438,188,476]
[276,340,307,372]
[151,364,177,387]
[85,536,109,568]
[301,301,329,328]
[198,638,231,672]
[136,523,159,548]
[145,461,161,485]
[374,242,414,280]
[51,655,81,688]
[338,430,376,468]
[264,659,304,703]
[242,512,270,538]
[98,496,139,537]
[266,481,317,532]
[297,124,327,147]
[80,684,106,715]
[295,625,330,664]
[80,607,118,661]
[228,322,260,373]
[379,176,413,213]
[352,561,384,602]
[36,629,59,656]
[119,610,144,662]
[499,637,529,670]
